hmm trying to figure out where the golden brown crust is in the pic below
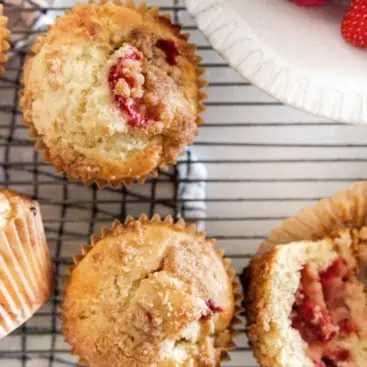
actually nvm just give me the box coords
[0,4,10,74]
[0,189,53,338]
[20,0,207,188]
[44,139,162,187]
[61,215,236,367]
[243,249,282,367]
[244,241,327,367]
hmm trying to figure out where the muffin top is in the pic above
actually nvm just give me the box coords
[61,216,235,367]
[0,4,9,73]
[0,189,38,229]
[21,2,205,185]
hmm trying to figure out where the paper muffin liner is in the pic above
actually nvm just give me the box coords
[0,4,10,74]
[61,213,242,366]
[258,181,367,255]
[20,0,208,190]
[0,201,53,338]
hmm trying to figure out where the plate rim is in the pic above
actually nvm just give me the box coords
[185,0,367,125]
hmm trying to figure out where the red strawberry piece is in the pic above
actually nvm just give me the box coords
[339,319,357,335]
[290,0,330,7]
[201,299,223,320]
[341,0,367,48]
[206,299,224,314]
[291,297,338,343]
[108,53,151,128]
[331,348,351,362]
[320,257,347,287]
[156,40,179,66]
[320,349,351,366]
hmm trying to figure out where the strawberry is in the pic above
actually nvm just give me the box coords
[290,0,330,7]
[341,0,367,48]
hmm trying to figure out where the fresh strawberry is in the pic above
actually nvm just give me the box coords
[290,0,330,7]
[341,0,367,48]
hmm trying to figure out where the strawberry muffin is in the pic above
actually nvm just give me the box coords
[246,231,367,367]
[61,215,238,366]
[20,1,206,187]
[243,182,367,367]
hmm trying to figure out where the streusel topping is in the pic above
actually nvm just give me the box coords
[61,218,235,367]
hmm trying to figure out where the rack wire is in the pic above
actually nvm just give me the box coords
[2,0,367,366]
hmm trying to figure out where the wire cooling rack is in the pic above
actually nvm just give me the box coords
[2,0,367,366]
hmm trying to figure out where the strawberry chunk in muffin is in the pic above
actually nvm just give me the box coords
[291,257,359,366]
[107,45,151,128]
[245,228,367,367]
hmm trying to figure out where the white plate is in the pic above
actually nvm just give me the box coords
[185,0,367,124]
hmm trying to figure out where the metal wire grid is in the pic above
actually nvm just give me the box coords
[2,0,367,366]
[0,0,250,365]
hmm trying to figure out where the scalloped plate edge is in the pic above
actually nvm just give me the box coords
[186,0,367,125]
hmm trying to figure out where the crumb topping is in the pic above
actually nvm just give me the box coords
[62,220,234,367]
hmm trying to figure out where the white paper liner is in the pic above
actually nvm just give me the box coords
[0,203,53,338]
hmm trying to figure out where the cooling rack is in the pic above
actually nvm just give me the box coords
[1,0,367,366]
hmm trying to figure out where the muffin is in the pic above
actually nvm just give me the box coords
[246,232,367,367]
[0,189,53,338]
[0,4,10,74]
[61,214,240,366]
[243,182,367,367]
[20,1,207,188]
